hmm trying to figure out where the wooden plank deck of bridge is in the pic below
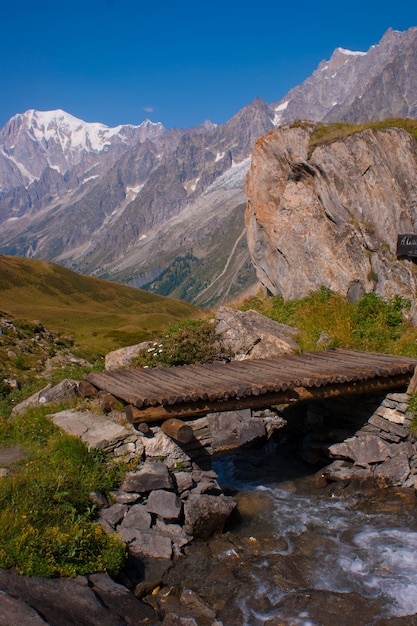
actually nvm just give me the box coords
[85,349,417,424]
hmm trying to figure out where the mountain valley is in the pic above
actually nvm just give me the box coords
[1,27,417,306]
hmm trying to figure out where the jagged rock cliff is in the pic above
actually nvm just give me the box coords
[245,124,417,308]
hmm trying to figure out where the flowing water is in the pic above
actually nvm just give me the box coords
[164,442,417,625]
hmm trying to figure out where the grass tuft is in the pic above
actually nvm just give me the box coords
[296,118,417,157]
[239,287,415,356]
[0,406,126,577]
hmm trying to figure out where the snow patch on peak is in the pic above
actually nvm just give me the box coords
[336,47,367,57]
[139,119,163,128]
[273,101,289,126]
[275,101,289,112]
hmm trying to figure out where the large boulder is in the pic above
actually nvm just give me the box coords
[0,569,157,626]
[49,409,140,457]
[207,409,267,451]
[105,342,149,370]
[214,306,298,359]
[245,125,417,312]
[11,379,78,416]
[183,494,237,539]
[121,461,173,493]
[329,435,392,465]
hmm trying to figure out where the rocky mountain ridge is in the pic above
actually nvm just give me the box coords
[273,27,417,125]
[1,27,417,305]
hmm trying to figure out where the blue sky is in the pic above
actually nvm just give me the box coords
[2,1,417,130]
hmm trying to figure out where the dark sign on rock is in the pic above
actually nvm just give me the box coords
[396,234,417,257]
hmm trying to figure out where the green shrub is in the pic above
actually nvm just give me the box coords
[352,293,410,351]
[133,319,231,368]
[239,288,414,356]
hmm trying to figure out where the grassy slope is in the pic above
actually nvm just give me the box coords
[296,117,417,156]
[0,255,198,358]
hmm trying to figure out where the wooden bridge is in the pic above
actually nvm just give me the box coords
[85,349,417,425]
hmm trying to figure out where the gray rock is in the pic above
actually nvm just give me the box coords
[88,572,157,624]
[214,306,298,360]
[263,415,287,438]
[105,342,149,370]
[374,406,408,425]
[329,435,392,465]
[0,569,132,626]
[129,530,173,559]
[0,445,25,466]
[142,429,192,469]
[89,490,109,509]
[180,589,217,621]
[369,414,409,438]
[11,379,78,416]
[322,460,372,482]
[119,504,152,530]
[121,462,173,493]
[190,479,222,495]
[49,409,136,453]
[134,557,173,598]
[145,490,182,522]
[154,520,192,548]
[183,494,237,539]
[116,527,141,544]
[386,393,410,404]
[99,503,127,528]
[97,517,114,535]
[154,520,193,548]
[112,441,137,458]
[393,441,415,459]
[0,589,49,625]
[173,471,194,493]
[109,490,140,505]
[208,410,266,452]
[374,455,411,487]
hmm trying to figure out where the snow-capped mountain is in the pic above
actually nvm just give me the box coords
[0,26,416,306]
[0,109,165,190]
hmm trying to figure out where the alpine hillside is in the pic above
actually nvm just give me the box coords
[0,26,416,306]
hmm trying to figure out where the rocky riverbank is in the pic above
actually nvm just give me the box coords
[2,307,417,624]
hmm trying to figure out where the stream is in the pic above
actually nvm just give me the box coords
[163,441,417,625]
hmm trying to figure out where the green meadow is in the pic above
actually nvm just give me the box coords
[0,254,198,359]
